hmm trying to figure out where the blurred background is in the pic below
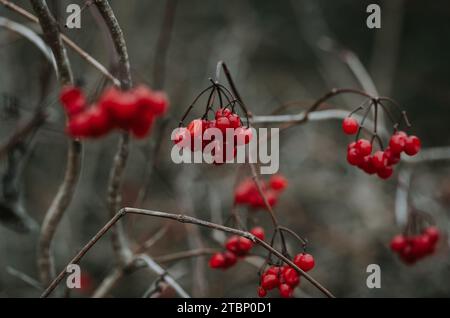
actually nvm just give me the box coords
[0,0,450,297]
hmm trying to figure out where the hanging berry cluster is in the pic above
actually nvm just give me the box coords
[390,226,440,265]
[234,174,288,209]
[60,85,168,139]
[342,97,421,179]
[209,227,265,270]
[258,253,315,298]
[174,81,252,165]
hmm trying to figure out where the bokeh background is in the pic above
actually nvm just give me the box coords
[0,0,449,297]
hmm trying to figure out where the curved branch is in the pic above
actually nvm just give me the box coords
[94,0,133,266]
[30,0,82,287]
[41,208,335,298]
[1,0,120,86]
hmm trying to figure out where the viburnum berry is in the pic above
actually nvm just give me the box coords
[250,227,265,241]
[404,135,421,156]
[209,253,226,269]
[176,107,250,165]
[261,274,279,290]
[222,251,238,268]
[269,174,288,191]
[372,151,388,170]
[355,139,372,156]
[390,226,440,264]
[234,175,287,210]
[424,226,440,244]
[347,147,362,166]
[390,235,407,252]
[282,267,300,287]
[342,117,359,135]
[257,286,267,298]
[60,85,86,117]
[63,85,168,139]
[293,253,315,272]
[278,283,294,298]
[389,133,406,154]
[377,165,393,180]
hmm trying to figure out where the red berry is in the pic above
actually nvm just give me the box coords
[385,147,401,165]
[356,139,372,156]
[293,253,315,272]
[228,113,241,129]
[222,251,238,268]
[86,107,113,137]
[225,236,240,254]
[404,136,421,156]
[215,108,232,119]
[372,151,388,170]
[261,274,279,290]
[266,266,282,276]
[60,85,86,117]
[257,286,267,298]
[411,235,431,258]
[99,88,138,127]
[399,245,417,265]
[130,111,155,138]
[347,148,363,166]
[216,116,231,134]
[377,165,393,179]
[424,226,440,244]
[209,253,226,269]
[269,175,288,191]
[66,112,92,138]
[237,237,254,254]
[278,283,293,298]
[250,227,265,241]
[389,133,406,154]
[359,155,377,175]
[342,117,359,135]
[234,179,254,204]
[283,267,300,287]
[390,235,407,252]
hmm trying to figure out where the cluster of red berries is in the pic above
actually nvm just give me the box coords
[234,175,288,209]
[174,108,252,164]
[60,85,168,139]
[258,253,315,298]
[209,227,265,270]
[343,118,421,179]
[390,226,440,264]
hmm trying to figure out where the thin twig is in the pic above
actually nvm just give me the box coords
[30,0,83,287]
[41,207,335,298]
[0,0,120,86]
[94,0,133,266]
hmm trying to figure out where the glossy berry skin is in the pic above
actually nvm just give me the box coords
[384,147,401,165]
[278,284,293,298]
[404,136,421,156]
[372,151,388,170]
[266,266,282,276]
[347,148,363,166]
[215,108,232,119]
[359,155,377,174]
[389,133,406,154]
[342,117,359,135]
[283,268,300,287]
[222,251,238,268]
[390,235,407,252]
[250,227,265,241]
[257,286,267,298]
[209,253,226,269]
[269,175,288,191]
[293,253,315,272]
[377,165,393,179]
[356,139,372,156]
[261,274,279,290]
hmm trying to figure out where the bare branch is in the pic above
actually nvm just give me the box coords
[41,207,335,298]
[0,0,120,86]
[93,0,133,266]
[29,0,82,287]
